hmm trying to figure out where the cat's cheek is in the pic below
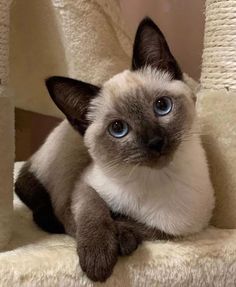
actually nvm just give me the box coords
[83,125,98,156]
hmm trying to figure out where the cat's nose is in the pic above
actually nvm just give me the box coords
[148,136,166,153]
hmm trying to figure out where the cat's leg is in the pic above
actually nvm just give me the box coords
[72,181,119,282]
[115,220,142,256]
[113,213,174,256]
[15,161,65,233]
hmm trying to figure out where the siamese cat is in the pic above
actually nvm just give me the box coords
[15,18,214,282]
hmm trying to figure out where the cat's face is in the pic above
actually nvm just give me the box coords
[85,69,195,168]
[46,17,196,168]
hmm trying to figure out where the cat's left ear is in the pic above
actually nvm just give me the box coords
[46,76,100,135]
[132,17,183,80]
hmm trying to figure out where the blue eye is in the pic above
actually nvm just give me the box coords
[154,97,173,116]
[108,120,129,138]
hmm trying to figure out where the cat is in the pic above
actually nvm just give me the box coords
[15,17,215,282]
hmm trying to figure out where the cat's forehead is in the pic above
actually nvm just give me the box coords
[89,68,193,119]
[102,68,192,103]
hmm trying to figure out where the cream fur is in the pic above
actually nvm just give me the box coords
[104,68,195,101]
[30,120,89,221]
[85,134,214,236]
[83,69,214,236]
[0,163,235,287]
[88,69,196,126]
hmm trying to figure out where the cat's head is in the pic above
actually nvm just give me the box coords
[46,18,196,168]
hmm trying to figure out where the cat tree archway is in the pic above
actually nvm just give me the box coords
[0,0,236,285]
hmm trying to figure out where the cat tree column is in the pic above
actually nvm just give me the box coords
[198,0,236,228]
[201,0,236,90]
[0,0,14,249]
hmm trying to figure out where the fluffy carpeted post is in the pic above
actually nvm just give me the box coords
[198,0,236,228]
[0,0,14,249]
[51,0,132,84]
[201,0,236,90]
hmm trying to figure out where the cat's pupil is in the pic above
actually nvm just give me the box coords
[108,120,129,138]
[157,99,168,110]
[112,121,124,132]
[154,96,172,116]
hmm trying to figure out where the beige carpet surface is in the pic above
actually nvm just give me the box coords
[0,162,235,287]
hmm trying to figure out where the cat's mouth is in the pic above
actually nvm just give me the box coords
[146,153,173,169]
[124,149,175,169]
[146,153,174,168]
[126,139,180,169]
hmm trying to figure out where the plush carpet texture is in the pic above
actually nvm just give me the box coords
[10,0,131,118]
[0,162,236,287]
[198,0,236,228]
[198,90,236,228]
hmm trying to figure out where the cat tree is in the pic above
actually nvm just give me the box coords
[0,0,236,286]
[198,0,236,228]
[0,0,14,250]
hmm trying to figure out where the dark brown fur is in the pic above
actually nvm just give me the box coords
[46,77,100,135]
[16,164,172,282]
[72,181,172,282]
[15,162,65,233]
[132,18,183,80]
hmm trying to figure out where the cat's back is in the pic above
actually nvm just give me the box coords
[30,120,90,196]
[15,119,90,232]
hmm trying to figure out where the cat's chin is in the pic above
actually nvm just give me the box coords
[124,152,175,170]
[141,155,173,169]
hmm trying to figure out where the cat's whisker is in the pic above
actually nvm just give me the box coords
[102,159,120,175]
[127,163,140,181]
[162,170,176,194]
[180,134,213,147]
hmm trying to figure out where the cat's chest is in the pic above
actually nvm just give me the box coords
[84,164,207,235]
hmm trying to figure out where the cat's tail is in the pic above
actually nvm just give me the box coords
[15,162,65,234]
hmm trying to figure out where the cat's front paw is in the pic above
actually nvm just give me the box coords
[116,221,142,256]
[77,228,118,282]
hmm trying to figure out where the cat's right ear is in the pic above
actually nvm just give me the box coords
[132,17,182,80]
[46,76,100,135]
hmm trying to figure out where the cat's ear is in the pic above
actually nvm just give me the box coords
[46,76,100,135]
[132,17,183,80]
